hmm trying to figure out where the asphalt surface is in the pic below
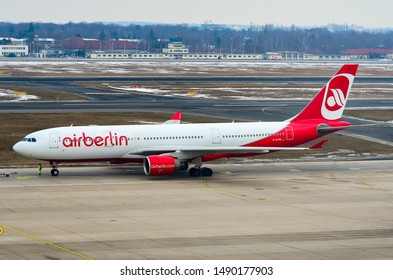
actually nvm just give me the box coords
[0,74,392,260]
[1,160,392,260]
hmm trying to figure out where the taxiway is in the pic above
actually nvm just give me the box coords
[1,160,392,260]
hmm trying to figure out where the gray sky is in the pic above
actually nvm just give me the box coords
[3,0,393,28]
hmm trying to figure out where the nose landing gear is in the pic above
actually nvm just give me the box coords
[50,162,59,176]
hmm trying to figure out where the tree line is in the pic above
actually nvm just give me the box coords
[1,21,393,54]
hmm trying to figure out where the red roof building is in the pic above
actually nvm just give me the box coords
[341,48,393,58]
[63,37,138,52]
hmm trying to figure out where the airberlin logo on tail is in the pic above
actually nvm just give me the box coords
[321,74,354,120]
[327,88,345,110]
[62,132,128,148]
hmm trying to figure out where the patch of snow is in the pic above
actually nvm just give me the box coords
[0,89,40,102]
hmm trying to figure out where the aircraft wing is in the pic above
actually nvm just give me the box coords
[121,140,327,159]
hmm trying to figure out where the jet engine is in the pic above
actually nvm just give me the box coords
[143,155,178,176]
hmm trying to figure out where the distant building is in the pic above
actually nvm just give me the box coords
[327,23,363,33]
[275,51,350,61]
[64,37,101,51]
[279,51,303,60]
[386,53,393,59]
[182,53,263,60]
[318,54,350,60]
[34,38,56,46]
[89,52,129,59]
[162,38,189,57]
[93,37,264,60]
[0,45,28,57]
[341,48,393,59]
[31,38,57,57]
[0,38,28,57]
[0,37,27,45]
[65,37,139,57]
[130,53,263,60]
[265,52,282,60]
[303,54,320,60]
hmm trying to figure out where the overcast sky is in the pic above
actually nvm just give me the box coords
[3,0,393,28]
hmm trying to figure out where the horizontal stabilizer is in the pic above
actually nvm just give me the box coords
[318,122,392,135]
[310,140,328,150]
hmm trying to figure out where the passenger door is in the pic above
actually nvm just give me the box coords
[211,128,221,144]
[49,133,59,149]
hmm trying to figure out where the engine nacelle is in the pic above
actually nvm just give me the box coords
[143,155,177,176]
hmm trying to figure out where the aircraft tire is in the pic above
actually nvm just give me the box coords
[180,162,189,171]
[189,168,201,177]
[51,169,59,176]
[201,167,213,177]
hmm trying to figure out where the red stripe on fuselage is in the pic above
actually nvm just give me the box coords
[41,158,144,164]
[202,120,349,162]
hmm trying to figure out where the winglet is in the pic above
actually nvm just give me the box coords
[310,139,328,150]
[163,112,182,124]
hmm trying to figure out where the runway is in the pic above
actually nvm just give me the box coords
[1,73,393,144]
[1,75,392,143]
[1,160,392,260]
[1,96,392,144]
[2,75,393,83]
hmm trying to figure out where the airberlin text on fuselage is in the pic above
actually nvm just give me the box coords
[62,132,128,148]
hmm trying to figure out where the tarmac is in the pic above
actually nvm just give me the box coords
[0,160,392,260]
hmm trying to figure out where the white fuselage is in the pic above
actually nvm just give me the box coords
[13,121,289,162]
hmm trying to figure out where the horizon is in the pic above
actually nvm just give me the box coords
[1,20,391,33]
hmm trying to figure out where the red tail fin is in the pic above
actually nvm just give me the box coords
[291,64,358,122]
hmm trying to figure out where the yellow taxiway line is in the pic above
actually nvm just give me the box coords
[0,224,94,260]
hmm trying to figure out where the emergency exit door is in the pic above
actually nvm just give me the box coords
[285,126,294,141]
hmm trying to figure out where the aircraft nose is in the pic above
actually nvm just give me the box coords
[13,142,24,155]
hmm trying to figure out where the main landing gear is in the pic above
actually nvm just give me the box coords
[189,167,213,177]
[50,162,59,176]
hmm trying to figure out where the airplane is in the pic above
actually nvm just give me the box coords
[13,64,358,177]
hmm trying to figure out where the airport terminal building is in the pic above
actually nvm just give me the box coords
[89,39,264,60]
[88,38,351,61]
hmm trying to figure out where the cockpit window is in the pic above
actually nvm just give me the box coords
[22,137,37,142]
